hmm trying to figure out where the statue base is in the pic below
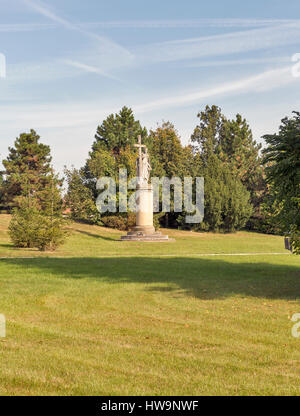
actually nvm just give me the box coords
[120,229,172,242]
[119,176,174,242]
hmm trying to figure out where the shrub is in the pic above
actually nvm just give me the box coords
[9,206,68,251]
[9,206,40,248]
[291,226,300,255]
[34,216,68,251]
[100,213,137,231]
[101,215,127,230]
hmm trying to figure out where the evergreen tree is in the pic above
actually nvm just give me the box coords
[3,131,67,251]
[93,106,147,153]
[84,107,147,184]
[9,168,67,251]
[9,203,67,251]
[74,108,148,227]
[263,111,300,253]
[2,130,52,209]
[64,167,100,223]
[191,106,253,232]
[219,114,262,189]
[37,171,67,251]
[219,114,265,230]
[149,122,195,227]
[191,106,263,193]
[191,105,223,162]
[150,122,194,178]
[0,172,4,210]
[197,154,252,232]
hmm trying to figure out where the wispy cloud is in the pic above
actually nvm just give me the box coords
[22,0,133,77]
[0,23,54,32]
[6,59,84,83]
[2,18,300,32]
[5,56,122,83]
[64,60,121,81]
[186,56,291,68]
[22,0,74,28]
[1,66,295,129]
[134,66,296,113]
[136,22,300,64]
[78,18,300,29]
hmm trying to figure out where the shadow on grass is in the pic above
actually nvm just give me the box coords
[1,256,300,301]
[0,243,13,249]
[73,229,117,242]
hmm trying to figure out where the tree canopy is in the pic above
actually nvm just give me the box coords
[263,112,300,252]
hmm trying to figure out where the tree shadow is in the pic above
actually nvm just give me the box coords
[73,229,117,242]
[0,243,13,249]
[2,256,300,301]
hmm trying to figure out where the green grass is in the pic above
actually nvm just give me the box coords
[0,214,300,396]
[0,214,288,258]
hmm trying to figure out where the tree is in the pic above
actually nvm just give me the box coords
[72,108,147,226]
[190,106,253,232]
[149,122,195,227]
[9,204,67,251]
[220,114,265,230]
[2,130,53,209]
[3,130,68,251]
[191,106,263,191]
[9,206,67,252]
[64,167,100,223]
[9,204,40,249]
[191,105,264,231]
[195,154,252,232]
[263,111,300,253]
[150,121,194,178]
[0,172,4,210]
[84,107,147,184]
[219,114,262,190]
[191,105,223,162]
[34,169,66,250]
[93,106,147,154]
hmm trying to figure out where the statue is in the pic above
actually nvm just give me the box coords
[141,149,151,184]
[120,134,171,242]
[134,135,151,185]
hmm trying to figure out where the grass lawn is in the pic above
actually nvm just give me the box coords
[0,214,300,395]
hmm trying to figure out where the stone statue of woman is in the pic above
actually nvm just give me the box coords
[141,150,151,184]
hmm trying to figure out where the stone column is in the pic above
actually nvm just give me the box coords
[120,135,171,242]
[133,183,155,234]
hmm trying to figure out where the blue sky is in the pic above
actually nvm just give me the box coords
[0,0,300,173]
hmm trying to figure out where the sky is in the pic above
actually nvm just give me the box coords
[0,0,300,173]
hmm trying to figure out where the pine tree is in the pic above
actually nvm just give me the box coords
[74,107,148,227]
[191,105,223,162]
[84,107,147,184]
[93,106,147,153]
[64,167,100,223]
[198,154,252,232]
[263,111,300,253]
[149,122,195,228]
[219,114,265,229]
[150,121,194,178]
[219,114,262,188]
[191,106,253,232]
[0,172,4,210]
[4,131,68,251]
[2,129,52,209]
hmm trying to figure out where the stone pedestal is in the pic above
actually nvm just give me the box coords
[134,184,155,234]
[121,184,171,242]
